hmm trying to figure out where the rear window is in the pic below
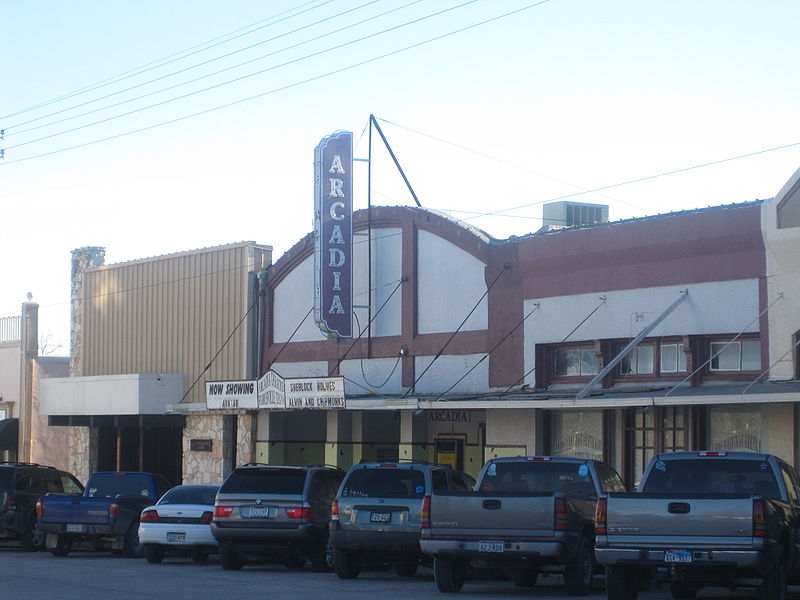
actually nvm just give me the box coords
[87,475,156,499]
[479,461,595,495]
[0,468,13,493]
[341,468,426,498]
[220,469,306,494]
[643,459,780,496]
[158,486,219,505]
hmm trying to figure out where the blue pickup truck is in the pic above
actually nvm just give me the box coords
[37,471,171,557]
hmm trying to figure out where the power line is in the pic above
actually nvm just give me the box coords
[0,0,332,122]
[1,0,555,166]
[5,0,397,137]
[4,0,479,153]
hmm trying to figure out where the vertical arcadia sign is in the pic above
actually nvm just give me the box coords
[314,130,353,338]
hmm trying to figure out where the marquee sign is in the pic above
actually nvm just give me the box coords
[207,372,345,410]
[314,130,353,338]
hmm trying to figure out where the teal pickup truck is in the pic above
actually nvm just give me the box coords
[37,471,171,557]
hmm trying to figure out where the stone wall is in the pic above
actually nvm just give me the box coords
[183,414,226,485]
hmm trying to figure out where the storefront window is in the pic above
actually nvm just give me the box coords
[550,411,603,460]
[709,405,762,452]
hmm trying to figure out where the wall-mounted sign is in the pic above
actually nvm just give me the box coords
[190,439,213,452]
[257,370,286,410]
[286,376,346,410]
[314,130,353,338]
[205,380,257,410]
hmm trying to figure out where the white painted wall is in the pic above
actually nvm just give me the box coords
[0,343,20,415]
[270,361,328,378]
[523,280,760,386]
[417,230,487,334]
[762,169,800,381]
[413,354,488,395]
[340,357,403,395]
[272,256,327,344]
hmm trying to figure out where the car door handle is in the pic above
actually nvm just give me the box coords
[482,499,502,510]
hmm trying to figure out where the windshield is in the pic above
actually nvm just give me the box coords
[341,468,426,499]
[479,461,595,495]
[220,469,306,494]
[643,459,780,496]
[158,485,219,505]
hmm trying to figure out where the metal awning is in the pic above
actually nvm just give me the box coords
[0,418,18,451]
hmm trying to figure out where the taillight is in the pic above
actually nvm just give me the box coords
[140,510,159,523]
[331,499,339,522]
[594,498,607,536]
[36,500,43,519]
[421,495,431,529]
[109,503,119,519]
[284,506,314,520]
[753,498,767,538]
[214,505,234,518]
[555,497,569,531]
[697,451,728,457]
[199,511,213,525]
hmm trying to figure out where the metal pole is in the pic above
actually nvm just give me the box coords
[576,290,689,400]
[370,115,422,207]
[367,116,373,355]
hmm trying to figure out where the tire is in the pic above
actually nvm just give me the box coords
[121,521,144,558]
[334,547,361,579]
[19,515,44,552]
[393,560,418,578]
[282,556,306,569]
[758,549,787,600]
[50,534,72,557]
[144,544,165,564]
[508,568,538,587]
[310,540,335,572]
[219,545,245,571]
[433,556,466,593]
[191,550,209,563]
[669,582,697,599]
[564,536,594,596]
[605,567,637,600]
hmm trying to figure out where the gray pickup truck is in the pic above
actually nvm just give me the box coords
[595,451,800,600]
[419,456,626,595]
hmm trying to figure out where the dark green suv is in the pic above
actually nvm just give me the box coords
[0,462,83,551]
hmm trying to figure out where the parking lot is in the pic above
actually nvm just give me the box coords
[2,544,795,600]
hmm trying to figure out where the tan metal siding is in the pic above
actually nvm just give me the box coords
[80,244,271,404]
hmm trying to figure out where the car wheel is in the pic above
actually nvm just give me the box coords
[144,544,165,564]
[433,556,466,593]
[219,546,245,571]
[310,540,334,572]
[508,568,538,587]
[334,547,361,579]
[19,515,44,552]
[393,560,418,578]
[121,521,144,558]
[758,549,787,600]
[670,582,698,599]
[191,550,209,563]
[605,567,638,600]
[50,534,72,557]
[564,536,594,596]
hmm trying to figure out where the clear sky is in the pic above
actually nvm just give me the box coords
[2,0,799,353]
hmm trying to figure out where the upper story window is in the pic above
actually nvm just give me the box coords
[660,343,687,373]
[621,345,654,375]
[554,347,598,376]
[710,340,761,372]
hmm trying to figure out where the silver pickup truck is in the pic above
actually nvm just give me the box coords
[595,451,800,600]
[420,456,626,595]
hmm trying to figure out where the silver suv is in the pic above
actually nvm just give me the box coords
[330,461,475,579]
[211,464,344,571]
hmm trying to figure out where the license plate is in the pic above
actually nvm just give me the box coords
[478,541,505,553]
[369,512,392,523]
[65,524,85,533]
[664,550,693,563]
[241,506,273,518]
[166,532,186,543]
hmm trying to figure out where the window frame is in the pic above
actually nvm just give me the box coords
[549,342,601,382]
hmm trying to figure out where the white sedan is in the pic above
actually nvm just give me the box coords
[139,485,220,563]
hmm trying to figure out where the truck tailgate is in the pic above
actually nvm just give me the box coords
[40,496,113,526]
[606,493,753,540]
[428,492,556,538]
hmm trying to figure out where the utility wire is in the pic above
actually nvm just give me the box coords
[434,301,541,400]
[0,0,331,122]
[502,295,607,393]
[742,337,800,394]
[267,306,314,369]
[403,265,509,397]
[353,311,402,388]
[6,0,399,136]
[1,0,554,166]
